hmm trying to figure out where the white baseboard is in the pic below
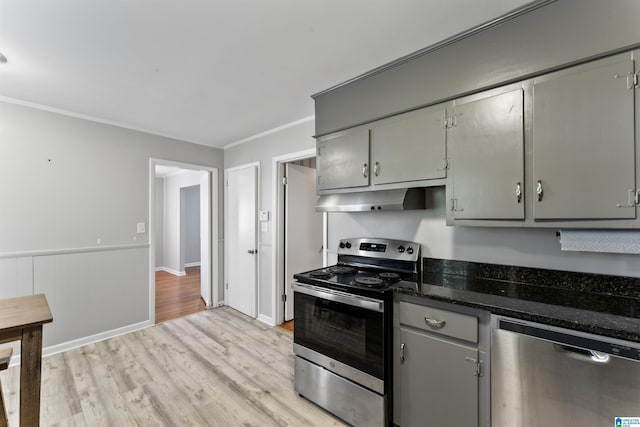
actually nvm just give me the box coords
[217,300,225,307]
[155,266,186,276]
[184,262,201,267]
[257,314,276,326]
[9,319,154,367]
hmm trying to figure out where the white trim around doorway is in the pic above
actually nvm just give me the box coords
[149,158,219,324]
[271,148,328,326]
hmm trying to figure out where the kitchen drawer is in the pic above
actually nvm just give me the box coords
[399,302,478,343]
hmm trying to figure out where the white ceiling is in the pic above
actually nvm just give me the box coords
[0,0,532,149]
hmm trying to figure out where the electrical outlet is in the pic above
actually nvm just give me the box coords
[137,222,146,233]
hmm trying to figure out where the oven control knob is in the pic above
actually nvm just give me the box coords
[397,246,405,253]
[406,246,414,255]
[339,242,346,249]
[345,242,352,249]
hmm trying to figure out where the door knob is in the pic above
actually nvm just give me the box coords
[247,249,257,254]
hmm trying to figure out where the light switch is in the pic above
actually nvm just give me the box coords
[259,211,269,222]
[137,222,146,233]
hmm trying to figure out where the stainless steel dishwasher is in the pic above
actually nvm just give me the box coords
[492,316,640,426]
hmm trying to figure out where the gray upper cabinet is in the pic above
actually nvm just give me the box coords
[370,105,446,185]
[448,89,525,220]
[316,128,369,191]
[316,105,446,193]
[532,54,636,220]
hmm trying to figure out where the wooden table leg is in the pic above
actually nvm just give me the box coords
[20,326,43,427]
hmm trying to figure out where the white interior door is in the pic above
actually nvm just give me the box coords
[284,163,323,321]
[226,165,257,317]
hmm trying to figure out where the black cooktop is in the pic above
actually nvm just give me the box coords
[294,264,418,299]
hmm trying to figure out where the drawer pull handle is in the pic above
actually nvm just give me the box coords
[424,317,446,329]
[400,343,405,363]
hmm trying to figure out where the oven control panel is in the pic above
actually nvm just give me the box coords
[337,237,420,262]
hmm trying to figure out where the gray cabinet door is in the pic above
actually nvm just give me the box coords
[400,327,478,427]
[532,55,636,220]
[449,89,525,219]
[317,128,369,190]
[370,106,446,185]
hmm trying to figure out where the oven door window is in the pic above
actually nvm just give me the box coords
[294,292,384,380]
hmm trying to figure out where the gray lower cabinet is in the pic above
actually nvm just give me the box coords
[448,87,525,220]
[399,328,478,427]
[395,300,487,427]
[317,127,369,191]
[532,53,636,220]
[370,105,446,186]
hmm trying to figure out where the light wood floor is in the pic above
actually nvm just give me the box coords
[156,266,205,324]
[0,307,346,427]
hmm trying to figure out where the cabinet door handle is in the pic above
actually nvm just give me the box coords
[374,162,380,176]
[515,182,522,203]
[400,343,405,363]
[424,316,446,330]
[363,163,368,178]
[536,180,544,201]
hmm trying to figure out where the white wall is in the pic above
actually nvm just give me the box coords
[184,185,201,265]
[162,171,206,274]
[224,119,316,321]
[154,178,165,268]
[328,187,640,278]
[0,101,224,354]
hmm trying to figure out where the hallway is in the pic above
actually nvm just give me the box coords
[155,266,205,323]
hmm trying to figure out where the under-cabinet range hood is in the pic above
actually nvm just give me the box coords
[316,188,425,212]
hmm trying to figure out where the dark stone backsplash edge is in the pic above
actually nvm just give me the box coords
[423,257,640,298]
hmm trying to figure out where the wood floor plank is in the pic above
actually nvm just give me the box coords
[155,267,205,324]
[0,307,346,427]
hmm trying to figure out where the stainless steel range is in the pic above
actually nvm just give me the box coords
[292,237,420,427]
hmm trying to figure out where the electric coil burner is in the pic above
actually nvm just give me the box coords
[292,237,421,427]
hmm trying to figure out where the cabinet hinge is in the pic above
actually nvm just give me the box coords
[450,198,464,212]
[444,116,456,129]
[282,176,288,186]
[615,72,637,90]
[281,294,287,302]
[465,357,483,377]
[616,189,636,208]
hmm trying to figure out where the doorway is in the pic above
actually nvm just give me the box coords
[149,159,218,324]
[272,149,326,325]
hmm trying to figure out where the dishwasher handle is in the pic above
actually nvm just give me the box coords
[497,318,640,362]
[554,344,610,364]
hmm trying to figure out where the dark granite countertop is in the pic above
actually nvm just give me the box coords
[392,258,640,343]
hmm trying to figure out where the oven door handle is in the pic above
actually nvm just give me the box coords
[292,283,384,313]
